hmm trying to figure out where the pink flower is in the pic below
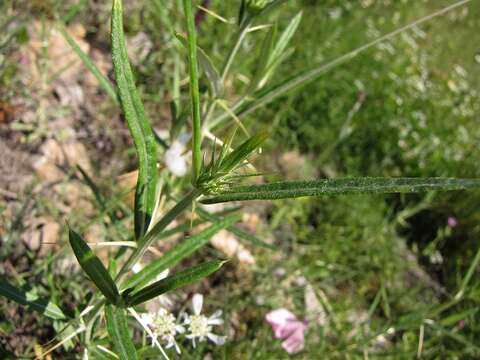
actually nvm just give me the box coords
[448,216,458,228]
[265,308,307,354]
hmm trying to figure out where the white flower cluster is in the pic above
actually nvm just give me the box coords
[137,293,226,354]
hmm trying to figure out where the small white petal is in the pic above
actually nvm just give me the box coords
[176,325,186,333]
[174,342,181,354]
[210,309,223,318]
[207,333,227,345]
[208,318,224,326]
[192,293,203,315]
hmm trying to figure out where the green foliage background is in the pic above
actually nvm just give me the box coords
[1,0,480,358]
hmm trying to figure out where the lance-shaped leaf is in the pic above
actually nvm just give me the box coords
[0,279,66,320]
[112,0,158,239]
[175,32,223,97]
[59,25,119,105]
[123,215,240,291]
[217,131,268,174]
[195,206,276,249]
[105,305,138,360]
[201,178,480,204]
[258,11,302,87]
[125,260,226,306]
[69,227,120,305]
[198,131,268,190]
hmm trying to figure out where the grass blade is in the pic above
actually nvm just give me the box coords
[123,214,240,290]
[201,178,480,204]
[195,207,276,249]
[68,227,120,305]
[77,165,117,223]
[125,260,226,306]
[117,189,201,280]
[208,0,473,130]
[182,0,203,182]
[105,305,138,360]
[219,131,268,174]
[59,25,119,104]
[268,11,302,65]
[112,0,158,239]
[0,279,66,320]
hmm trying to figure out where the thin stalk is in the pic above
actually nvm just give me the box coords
[455,244,480,300]
[116,188,201,283]
[202,16,252,130]
[183,0,203,182]
[221,15,252,83]
[84,189,201,333]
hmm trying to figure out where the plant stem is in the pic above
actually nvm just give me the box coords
[183,0,202,182]
[84,189,201,333]
[116,189,201,283]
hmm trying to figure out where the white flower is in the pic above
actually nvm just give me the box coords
[184,293,226,347]
[164,133,190,177]
[139,309,185,354]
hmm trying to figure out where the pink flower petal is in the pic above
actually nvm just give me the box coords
[266,308,296,327]
[281,327,305,354]
[277,320,307,339]
[266,308,308,353]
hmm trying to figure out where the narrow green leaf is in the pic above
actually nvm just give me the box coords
[0,279,66,320]
[249,24,276,91]
[105,305,138,360]
[256,12,302,87]
[217,131,268,175]
[201,178,480,204]
[268,11,302,66]
[77,165,117,223]
[68,227,120,305]
[195,207,275,249]
[118,189,201,279]
[456,244,480,300]
[112,0,158,239]
[123,214,240,290]
[125,260,226,306]
[440,308,478,327]
[59,25,119,104]
[64,0,89,23]
[175,32,223,97]
[182,0,202,182]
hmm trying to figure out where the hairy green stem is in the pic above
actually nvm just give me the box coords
[183,0,202,182]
